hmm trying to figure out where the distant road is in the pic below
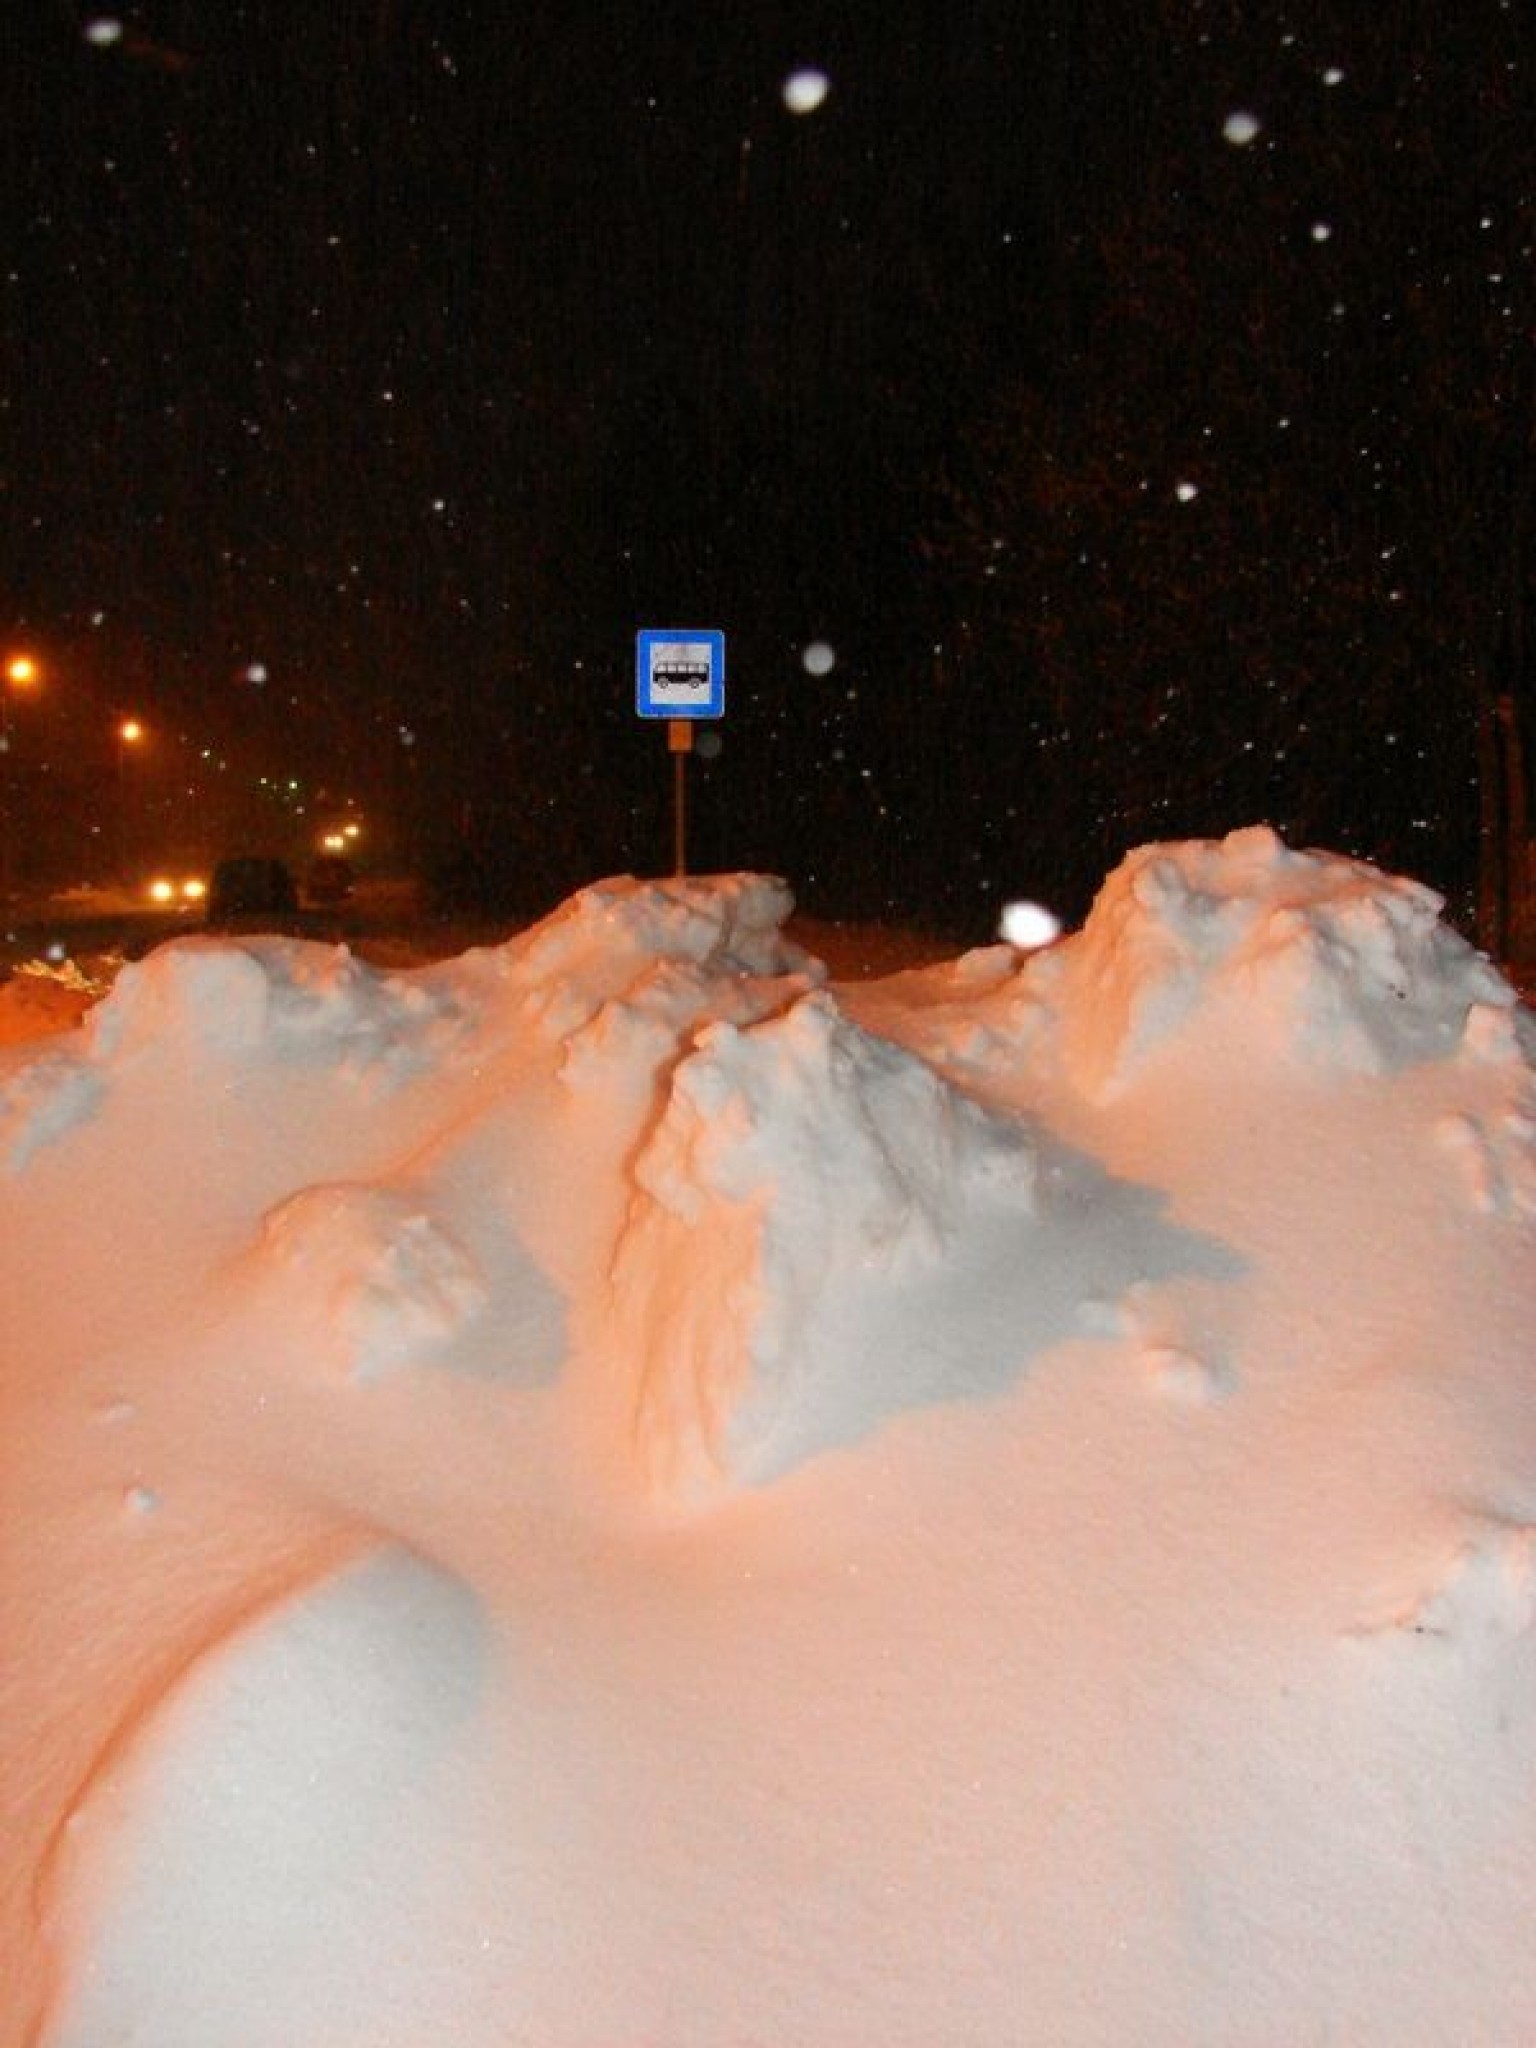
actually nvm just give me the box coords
[6,882,980,986]
[0,903,190,975]
[0,879,439,979]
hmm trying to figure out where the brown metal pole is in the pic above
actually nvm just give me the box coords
[668,718,692,877]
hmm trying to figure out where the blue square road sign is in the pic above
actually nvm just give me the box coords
[636,628,725,719]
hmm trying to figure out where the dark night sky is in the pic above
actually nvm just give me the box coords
[1,3,1531,932]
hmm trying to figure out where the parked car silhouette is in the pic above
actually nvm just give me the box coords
[205,857,299,925]
[303,854,354,906]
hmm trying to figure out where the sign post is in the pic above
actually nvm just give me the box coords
[636,629,725,878]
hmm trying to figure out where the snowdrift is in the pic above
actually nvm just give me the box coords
[3,827,1535,2046]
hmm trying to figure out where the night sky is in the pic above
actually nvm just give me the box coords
[2,3,1531,936]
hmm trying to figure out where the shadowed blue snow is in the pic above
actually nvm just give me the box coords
[47,1550,490,2048]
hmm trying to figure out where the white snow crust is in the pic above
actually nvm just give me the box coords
[3,831,1535,2046]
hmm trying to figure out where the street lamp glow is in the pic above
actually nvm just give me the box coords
[1,656,43,901]
[116,717,147,886]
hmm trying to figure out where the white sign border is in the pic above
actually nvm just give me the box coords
[635,627,726,719]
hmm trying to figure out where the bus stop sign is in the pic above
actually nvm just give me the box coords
[636,629,725,719]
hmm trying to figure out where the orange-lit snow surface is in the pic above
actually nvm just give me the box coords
[4,827,1535,2045]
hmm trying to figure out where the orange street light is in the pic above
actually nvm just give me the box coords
[116,716,147,882]
[1,654,46,898]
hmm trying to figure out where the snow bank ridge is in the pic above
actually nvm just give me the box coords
[0,936,495,1174]
[84,936,468,1082]
[509,872,819,1051]
[1416,1517,1536,1640]
[1372,1515,1536,1645]
[612,988,1040,1498]
[254,1183,486,1382]
[1053,825,1516,1095]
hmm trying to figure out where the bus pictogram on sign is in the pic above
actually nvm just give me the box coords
[636,629,725,719]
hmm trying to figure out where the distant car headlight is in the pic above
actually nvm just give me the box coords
[146,877,206,907]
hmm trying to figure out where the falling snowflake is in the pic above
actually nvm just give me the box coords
[801,640,836,676]
[783,69,831,115]
[999,901,1062,951]
[1175,480,1200,503]
[1223,110,1263,146]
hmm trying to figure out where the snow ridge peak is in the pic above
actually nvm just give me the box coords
[611,987,1040,1499]
[1053,825,1514,1096]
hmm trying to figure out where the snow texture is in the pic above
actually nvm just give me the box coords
[3,827,1535,2047]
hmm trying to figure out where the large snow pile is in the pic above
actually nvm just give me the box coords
[3,826,1535,2045]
